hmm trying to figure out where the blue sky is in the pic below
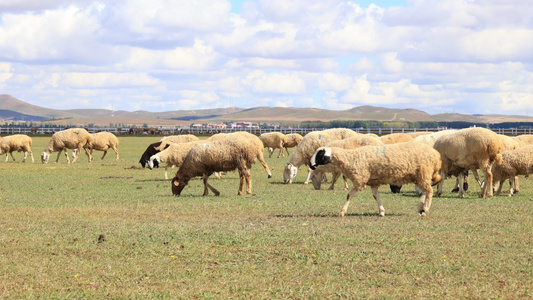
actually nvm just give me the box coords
[0,0,532,116]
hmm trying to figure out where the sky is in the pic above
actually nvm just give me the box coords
[0,0,532,116]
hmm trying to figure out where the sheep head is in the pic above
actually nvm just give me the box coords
[309,147,332,170]
[283,163,298,184]
[148,155,160,169]
[41,152,50,164]
[171,176,190,196]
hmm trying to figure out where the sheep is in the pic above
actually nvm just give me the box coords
[413,130,458,146]
[309,135,384,190]
[72,132,120,162]
[156,134,200,151]
[283,128,359,184]
[171,132,273,196]
[492,145,533,196]
[433,127,503,199]
[309,141,442,217]
[148,140,201,179]
[379,133,415,144]
[139,141,169,168]
[0,134,34,163]
[41,128,93,164]
[513,134,533,147]
[282,133,303,156]
[259,132,287,158]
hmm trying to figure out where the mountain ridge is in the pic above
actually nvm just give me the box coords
[1,94,533,126]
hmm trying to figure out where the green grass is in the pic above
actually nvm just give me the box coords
[0,136,531,299]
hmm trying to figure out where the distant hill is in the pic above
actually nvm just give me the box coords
[2,94,533,126]
[0,109,46,121]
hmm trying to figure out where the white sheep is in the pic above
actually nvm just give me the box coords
[148,140,201,179]
[259,132,287,158]
[283,133,303,156]
[309,135,384,190]
[171,132,272,196]
[309,141,442,217]
[0,134,34,163]
[379,133,415,144]
[283,128,358,184]
[156,134,200,151]
[513,134,533,147]
[41,128,93,164]
[72,132,120,162]
[492,145,533,196]
[433,127,503,198]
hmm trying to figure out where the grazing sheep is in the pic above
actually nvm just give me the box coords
[414,130,458,146]
[259,132,287,158]
[310,135,384,190]
[513,134,533,147]
[73,132,120,162]
[139,141,169,168]
[379,133,414,144]
[309,141,442,217]
[408,131,433,138]
[434,127,503,198]
[156,134,200,151]
[171,132,272,196]
[283,128,358,184]
[148,141,201,179]
[492,145,533,196]
[0,134,34,163]
[41,128,93,164]
[283,133,303,155]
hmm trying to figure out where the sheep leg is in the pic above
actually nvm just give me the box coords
[480,163,494,198]
[57,149,68,163]
[339,185,363,217]
[371,186,385,217]
[436,169,445,197]
[9,151,16,162]
[100,150,108,160]
[4,154,9,162]
[257,154,272,178]
[28,149,34,163]
[285,147,290,156]
[508,177,515,197]
[328,172,342,190]
[513,176,519,194]
[71,147,81,163]
[268,148,273,158]
[22,151,28,163]
[112,146,119,160]
[495,179,504,196]
[416,181,433,217]
[472,169,483,186]
[202,173,220,196]
[304,167,313,184]
[457,173,465,198]
[84,147,92,163]
[164,165,169,180]
[244,169,252,195]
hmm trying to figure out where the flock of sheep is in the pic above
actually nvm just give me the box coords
[3,126,533,217]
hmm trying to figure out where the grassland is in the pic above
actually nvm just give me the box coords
[0,136,531,299]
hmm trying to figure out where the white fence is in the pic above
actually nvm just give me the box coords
[0,126,532,136]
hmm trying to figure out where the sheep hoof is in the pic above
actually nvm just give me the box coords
[379,212,385,217]
[268,175,272,178]
[419,210,426,217]
[338,211,346,217]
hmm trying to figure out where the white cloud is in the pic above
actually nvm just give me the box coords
[0,0,532,116]
[61,72,160,88]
